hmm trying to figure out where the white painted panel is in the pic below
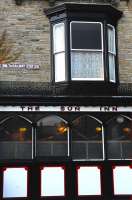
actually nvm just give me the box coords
[113,166,132,195]
[77,166,101,196]
[3,168,27,198]
[41,166,65,197]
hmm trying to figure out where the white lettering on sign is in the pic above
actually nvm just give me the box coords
[99,106,118,112]
[60,106,80,112]
[0,105,131,112]
[0,64,40,70]
[60,106,118,112]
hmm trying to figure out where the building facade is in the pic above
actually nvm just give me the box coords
[0,0,132,199]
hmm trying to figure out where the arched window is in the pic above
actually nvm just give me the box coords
[0,115,32,159]
[36,115,69,157]
[106,115,132,159]
[71,115,104,160]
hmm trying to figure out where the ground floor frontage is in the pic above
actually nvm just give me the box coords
[0,103,132,200]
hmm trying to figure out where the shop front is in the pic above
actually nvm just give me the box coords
[0,98,132,200]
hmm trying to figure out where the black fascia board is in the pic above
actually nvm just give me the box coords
[0,95,131,106]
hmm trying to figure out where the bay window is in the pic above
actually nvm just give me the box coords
[45,3,122,87]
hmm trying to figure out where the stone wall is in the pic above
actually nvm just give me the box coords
[118,0,132,83]
[0,0,132,83]
[0,0,50,82]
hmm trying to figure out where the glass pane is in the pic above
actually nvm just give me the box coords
[107,141,121,159]
[122,142,132,159]
[108,25,115,54]
[72,115,103,160]
[3,168,28,198]
[113,166,132,195]
[106,116,132,160]
[53,23,65,53]
[71,22,102,50]
[55,52,66,82]
[77,166,101,196]
[71,51,104,80]
[36,115,68,157]
[0,116,32,159]
[88,143,103,159]
[109,53,116,82]
[41,166,65,197]
[72,143,87,160]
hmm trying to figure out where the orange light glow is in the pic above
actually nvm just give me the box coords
[123,127,131,134]
[95,127,102,133]
[56,122,68,134]
[19,128,27,133]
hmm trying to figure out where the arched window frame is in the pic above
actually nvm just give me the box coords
[36,115,69,158]
[106,114,132,160]
[71,115,104,161]
[0,115,33,159]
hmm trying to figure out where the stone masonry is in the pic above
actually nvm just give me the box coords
[0,0,50,82]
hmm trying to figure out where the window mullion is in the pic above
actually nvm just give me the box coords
[32,123,36,159]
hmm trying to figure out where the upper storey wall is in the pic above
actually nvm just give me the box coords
[0,0,131,83]
[118,1,132,83]
[0,0,50,82]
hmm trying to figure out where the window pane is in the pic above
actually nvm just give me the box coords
[106,116,132,160]
[71,51,104,80]
[113,166,132,195]
[55,52,66,82]
[122,142,132,159]
[71,22,102,50]
[108,25,115,54]
[72,115,103,160]
[0,116,32,159]
[109,53,116,82]
[36,115,68,157]
[53,23,65,53]
[41,166,65,197]
[77,166,101,196]
[3,168,28,198]
[107,141,121,159]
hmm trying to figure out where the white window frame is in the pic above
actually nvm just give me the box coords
[70,21,104,81]
[72,116,105,161]
[107,24,116,83]
[53,22,66,82]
